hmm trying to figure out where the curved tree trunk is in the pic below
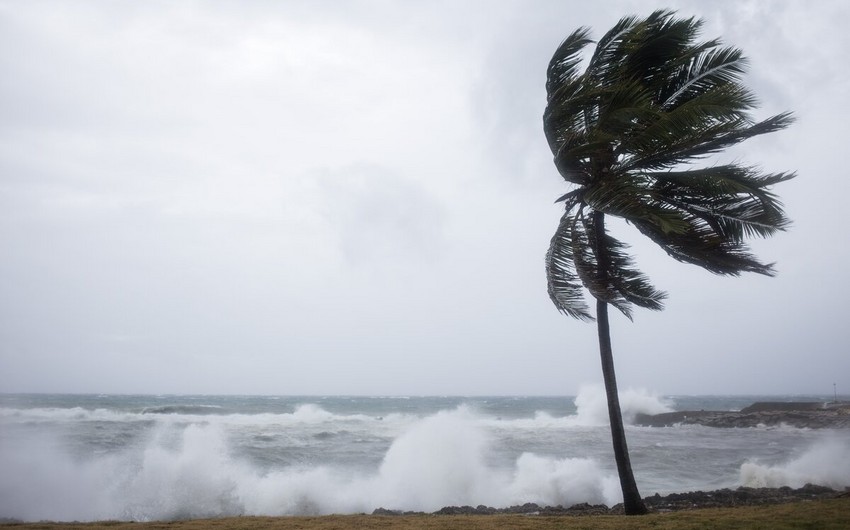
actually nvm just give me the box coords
[596,299,648,514]
[592,210,648,515]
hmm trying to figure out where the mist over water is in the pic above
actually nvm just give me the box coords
[1,387,847,522]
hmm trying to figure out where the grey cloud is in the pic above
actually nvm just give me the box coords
[313,164,445,266]
[1,0,847,395]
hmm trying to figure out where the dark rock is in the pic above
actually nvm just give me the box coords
[561,503,610,515]
[503,502,542,514]
[635,403,850,429]
[431,505,499,515]
[634,411,717,427]
[799,483,836,495]
[741,402,826,413]
[642,485,839,512]
[418,484,841,517]
[433,506,478,515]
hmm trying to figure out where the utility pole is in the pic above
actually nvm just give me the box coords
[835,382,838,403]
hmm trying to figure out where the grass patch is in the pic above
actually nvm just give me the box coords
[3,497,848,530]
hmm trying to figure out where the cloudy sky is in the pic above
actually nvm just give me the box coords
[1,0,847,396]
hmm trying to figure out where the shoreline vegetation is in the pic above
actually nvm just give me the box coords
[2,485,847,528]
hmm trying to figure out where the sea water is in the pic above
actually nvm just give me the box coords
[1,387,848,522]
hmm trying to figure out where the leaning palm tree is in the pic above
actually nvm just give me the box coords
[543,10,794,515]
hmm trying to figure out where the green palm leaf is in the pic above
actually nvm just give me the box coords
[546,210,593,321]
[541,11,793,515]
[543,10,794,316]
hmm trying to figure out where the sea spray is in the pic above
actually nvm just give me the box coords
[739,437,850,489]
[572,384,674,425]
[0,404,619,520]
[1,393,847,522]
[0,427,113,521]
[371,406,496,511]
[242,407,621,514]
[508,453,620,507]
[118,423,245,520]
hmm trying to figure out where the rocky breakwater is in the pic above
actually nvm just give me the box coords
[372,485,844,516]
[635,401,850,428]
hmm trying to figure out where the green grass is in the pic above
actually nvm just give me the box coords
[3,497,848,530]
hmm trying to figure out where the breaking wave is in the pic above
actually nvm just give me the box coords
[0,406,619,521]
[571,384,673,425]
[3,389,839,523]
[739,437,850,489]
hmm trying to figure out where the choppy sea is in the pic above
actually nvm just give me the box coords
[1,388,848,522]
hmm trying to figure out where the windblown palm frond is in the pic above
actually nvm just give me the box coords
[544,9,794,320]
[546,210,593,321]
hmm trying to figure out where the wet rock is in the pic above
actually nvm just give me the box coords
[635,402,850,429]
[433,506,472,515]
[561,502,610,515]
[502,502,542,514]
[642,484,839,511]
[420,484,841,516]
[371,484,843,517]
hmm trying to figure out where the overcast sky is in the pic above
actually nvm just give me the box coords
[1,0,847,396]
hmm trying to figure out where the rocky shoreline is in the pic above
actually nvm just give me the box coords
[372,484,845,516]
[634,401,850,429]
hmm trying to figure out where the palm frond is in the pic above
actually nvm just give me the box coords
[670,112,795,165]
[662,46,749,109]
[633,218,776,276]
[554,188,584,204]
[546,28,594,98]
[620,11,703,88]
[583,214,667,320]
[650,165,794,240]
[619,84,760,170]
[586,14,642,86]
[544,10,794,318]
[570,210,607,303]
[581,174,691,235]
[546,211,593,321]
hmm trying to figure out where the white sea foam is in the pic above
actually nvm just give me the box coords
[571,384,673,425]
[370,406,495,510]
[739,436,850,489]
[237,406,621,514]
[0,403,391,430]
[0,406,139,423]
[1,392,839,523]
[478,385,673,430]
[507,453,620,507]
[0,406,619,521]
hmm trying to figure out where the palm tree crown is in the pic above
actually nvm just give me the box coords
[544,9,795,321]
[543,10,794,515]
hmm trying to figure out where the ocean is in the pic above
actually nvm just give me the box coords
[1,388,848,522]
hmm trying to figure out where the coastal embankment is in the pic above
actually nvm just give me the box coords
[635,401,850,428]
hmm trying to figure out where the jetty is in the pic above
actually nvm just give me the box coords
[634,401,850,429]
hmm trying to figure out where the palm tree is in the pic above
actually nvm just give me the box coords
[543,10,794,515]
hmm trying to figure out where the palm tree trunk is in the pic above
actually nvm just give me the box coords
[596,299,648,514]
[592,210,648,515]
